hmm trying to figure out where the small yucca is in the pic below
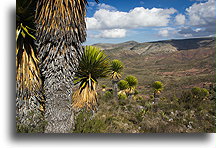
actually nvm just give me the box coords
[125,75,138,93]
[118,80,129,91]
[110,59,124,80]
[72,46,110,110]
[152,81,164,93]
[110,59,124,101]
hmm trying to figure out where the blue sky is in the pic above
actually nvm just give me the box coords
[84,0,215,45]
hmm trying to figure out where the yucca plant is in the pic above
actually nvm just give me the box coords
[110,59,124,101]
[35,0,99,133]
[152,81,164,98]
[16,0,44,131]
[125,75,138,99]
[117,80,129,100]
[72,46,110,111]
[118,80,129,91]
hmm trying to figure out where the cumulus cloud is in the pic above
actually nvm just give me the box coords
[86,7,177,30]
[178,0,215,37]
[86,0,215,40]
[175,14,186,25]
[186,0,215,26]
[92,29,127,38]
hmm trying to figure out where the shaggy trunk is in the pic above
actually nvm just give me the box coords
[153,90,160,103]
[41,48,78,133]
[35,0,86,133]
[128,88,134,100]
[112,80,119,102]
[16,96,45,133]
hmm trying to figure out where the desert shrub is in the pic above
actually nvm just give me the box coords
[179,87,211,110]
[102,85,106,88]
[74,110,107,133]
[136,96,143,101]
[150,95,154,99]
[191,87,209,98]
[101,91,113,102]
[74,85,215,133]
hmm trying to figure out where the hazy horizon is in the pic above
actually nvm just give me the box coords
[84,35,215,45]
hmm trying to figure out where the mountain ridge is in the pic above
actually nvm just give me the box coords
[92,37,215,56]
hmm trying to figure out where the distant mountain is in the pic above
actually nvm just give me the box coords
[130,42,177,55]
[156,37,215,50]
[93,41,138,50]
[92,37,215,56]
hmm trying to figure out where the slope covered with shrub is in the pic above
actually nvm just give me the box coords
[74,85,215,133]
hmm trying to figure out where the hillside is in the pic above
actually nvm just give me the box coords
[94,37,215,97]
[75,37,215,133]
[93,37,215,56]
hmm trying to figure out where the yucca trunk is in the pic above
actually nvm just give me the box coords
[35,0,87,133]
[153,90,160,103]
[112,80,119,102]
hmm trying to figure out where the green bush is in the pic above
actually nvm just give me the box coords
[191,87,209,98]
[101,91,113,102]
[102,85,106,88]
[74,110,107,133]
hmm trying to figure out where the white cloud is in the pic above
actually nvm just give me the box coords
[93,29,127,38]
[158,30,169,37]
[186,0,215,26]
[177,0,216,37]
[157,27,176,37]
[88,2,97,7]
[175,14,186,25]
[86,7,177,30]
[97,3,117,11]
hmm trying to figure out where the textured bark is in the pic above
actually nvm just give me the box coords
[16,96,45,133]
[35,0,86,133]
[112,80,119,102]
[41,43,81,133]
